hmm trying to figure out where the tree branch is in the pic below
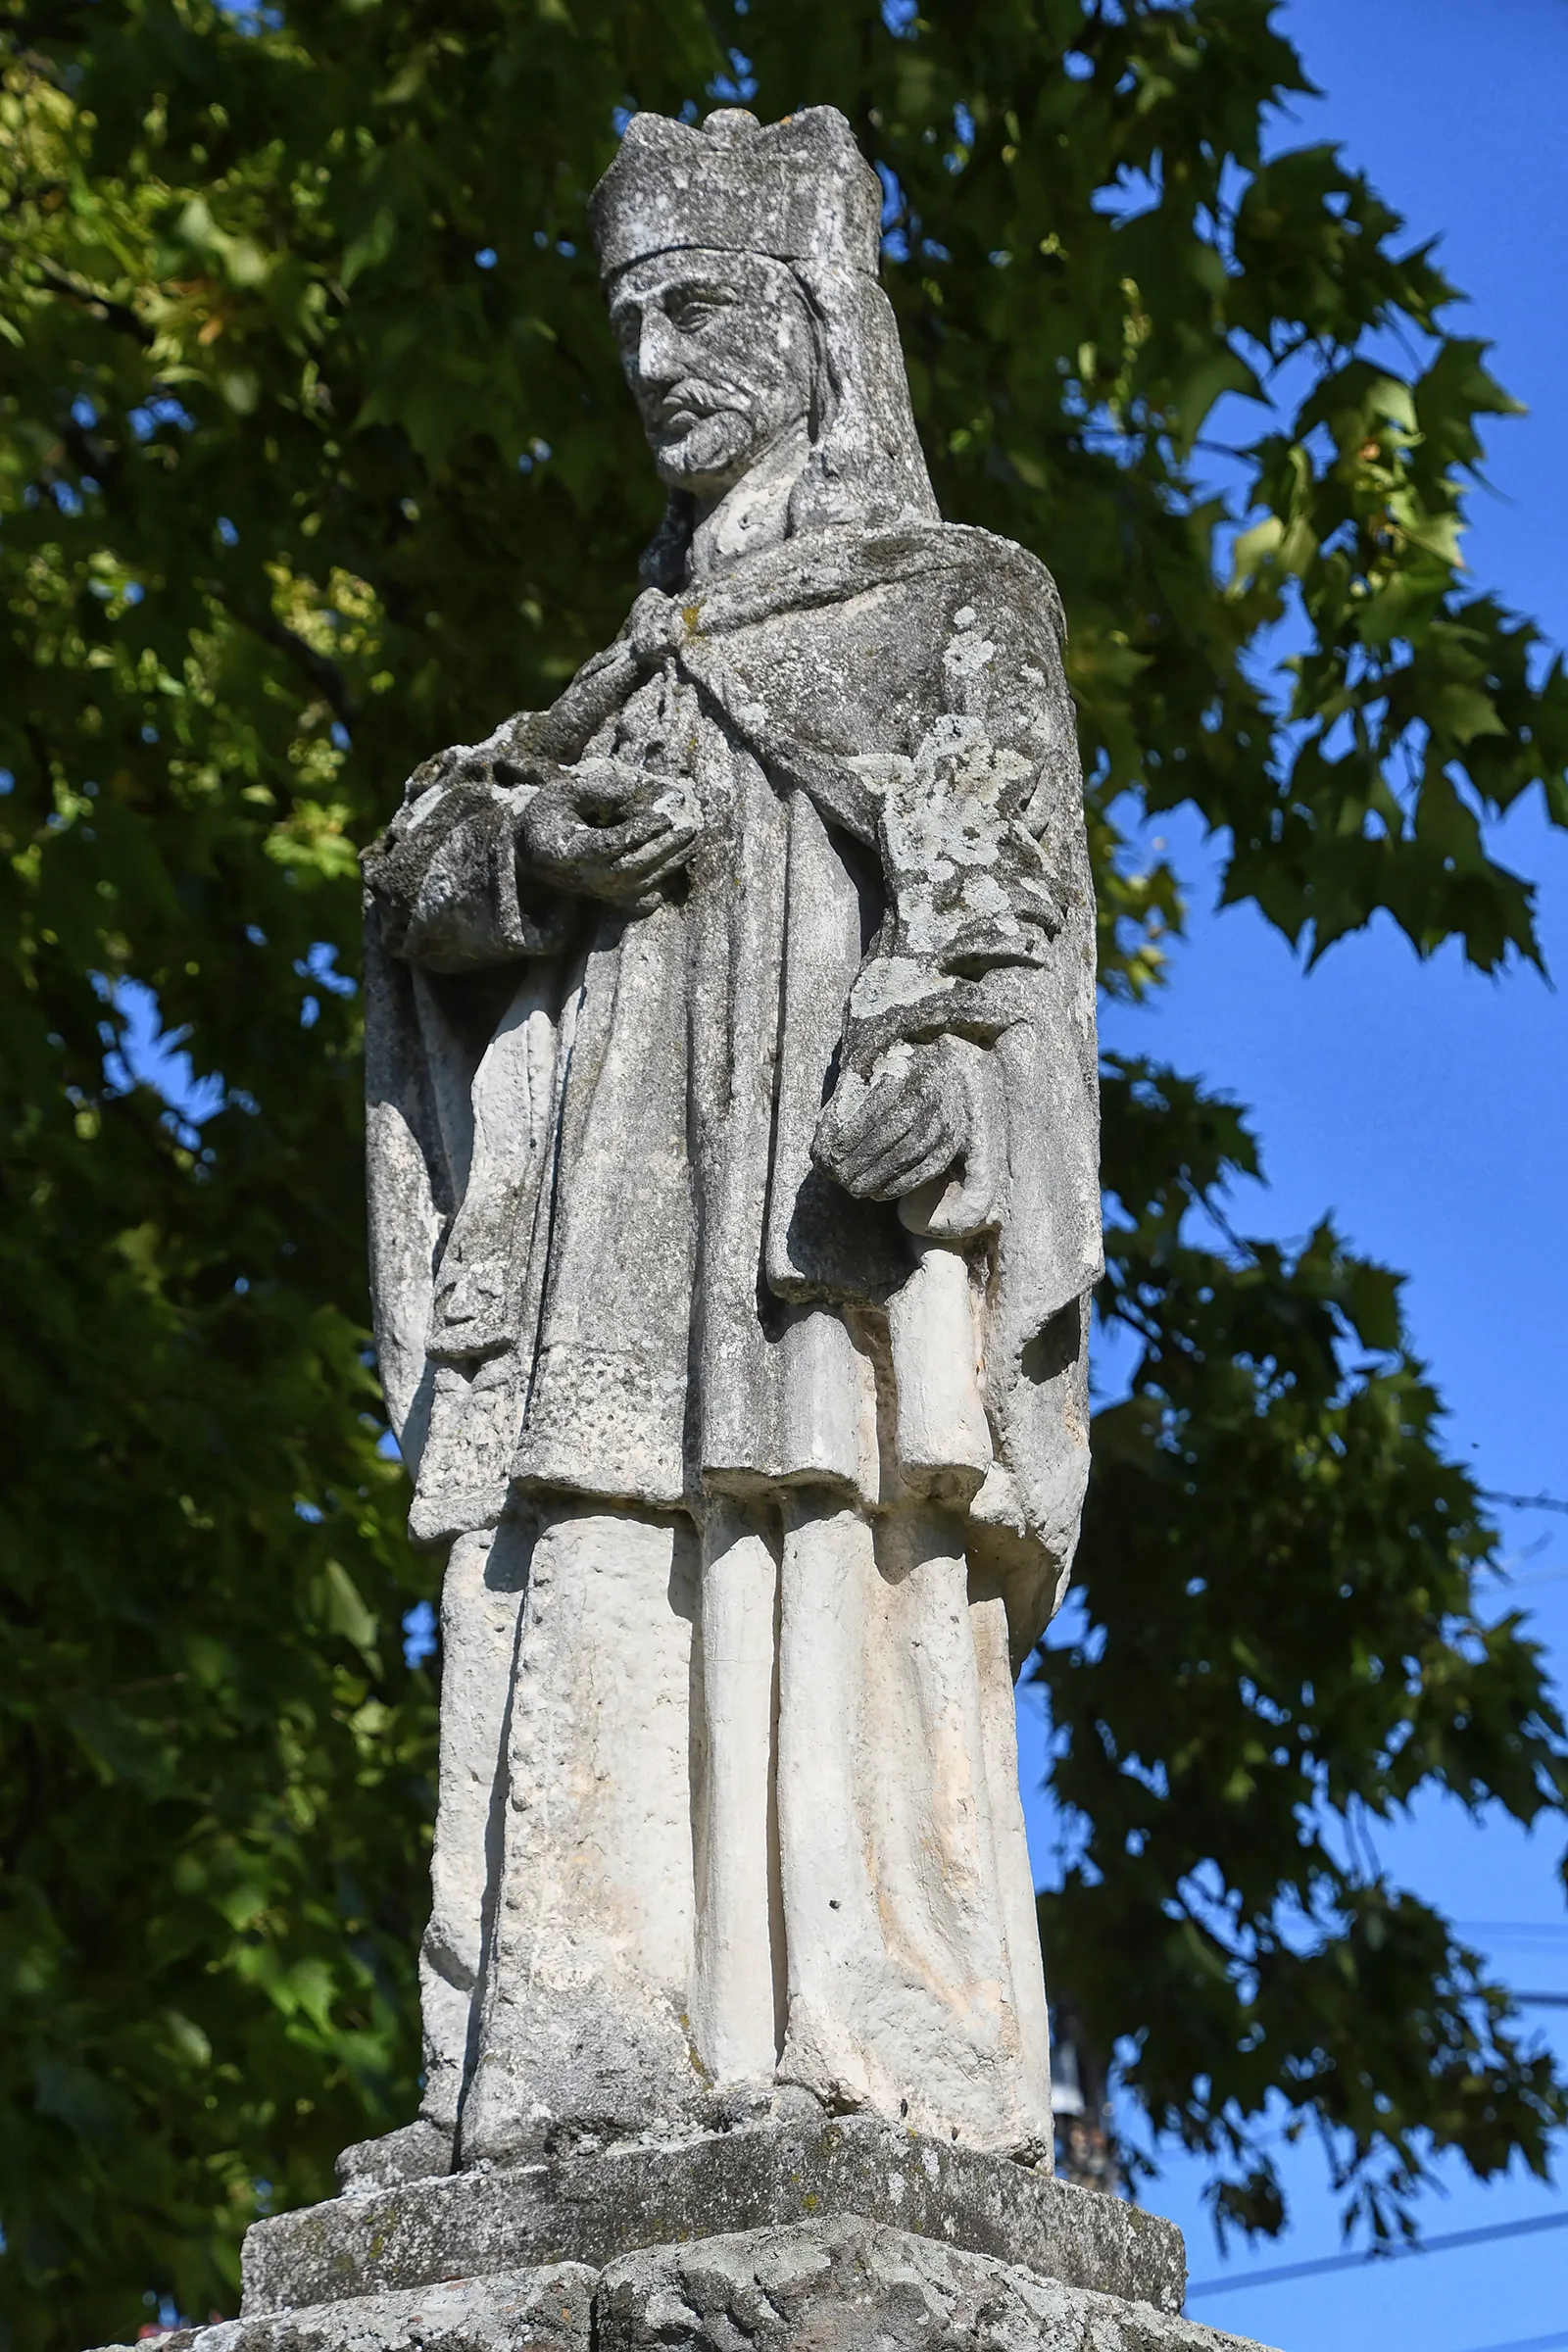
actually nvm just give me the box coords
[10,245,155,347]
[1482,1489,1568,1518]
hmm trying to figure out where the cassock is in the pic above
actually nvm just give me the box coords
[363,515,1100,2162]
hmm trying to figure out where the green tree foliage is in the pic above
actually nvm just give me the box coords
[3,0,1566,2342]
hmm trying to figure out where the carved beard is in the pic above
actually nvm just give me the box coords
[649,402,764,491]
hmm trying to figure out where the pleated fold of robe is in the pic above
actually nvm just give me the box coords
[364,518,1101,2159]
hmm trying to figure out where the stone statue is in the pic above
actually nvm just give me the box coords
[362,103,1100,2180]
[85,105,1271,2352]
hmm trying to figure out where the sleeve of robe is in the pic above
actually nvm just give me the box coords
[363,776,561,1478]
[943,549,1102,1648]
[685,532,1102,1645]
[360,645,645,1474]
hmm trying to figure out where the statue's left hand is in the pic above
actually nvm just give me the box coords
[519,758,703,907]
[812,1038,971,1202]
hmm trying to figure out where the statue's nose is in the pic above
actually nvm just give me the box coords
[637,306,684,385]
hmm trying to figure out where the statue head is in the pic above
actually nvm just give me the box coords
[590,106,938,584]
[607,247,817,505]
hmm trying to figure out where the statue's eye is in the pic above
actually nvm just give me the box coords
[670,294,722,332]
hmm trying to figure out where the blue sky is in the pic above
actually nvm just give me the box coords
[1017,5,1568,2348]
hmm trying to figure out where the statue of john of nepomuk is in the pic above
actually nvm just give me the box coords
[362,103,1100,2177]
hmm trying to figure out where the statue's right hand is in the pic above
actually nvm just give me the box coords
[518,759,703,908]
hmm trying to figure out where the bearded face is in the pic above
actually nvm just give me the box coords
[609,251,817,500]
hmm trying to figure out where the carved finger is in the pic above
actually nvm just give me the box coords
[860,1102,959,1185]
[859,1128,963,1201]
[821,1069,917,1149]
[630,838,701,887]
[592,809,671,852]
[815,1063,933,1177]
[553,825,671,892]
[838,1108,952,1197]
[832,1091,938,1181]
[606,827,699,883]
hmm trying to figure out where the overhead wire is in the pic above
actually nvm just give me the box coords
[1447,2332,1568,2352]
[1167,1501,1568,2331]
[1443,2333,1568,2352]
[1184,2208,1568,2300]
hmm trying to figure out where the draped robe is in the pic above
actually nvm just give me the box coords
[364,516,1101,2163]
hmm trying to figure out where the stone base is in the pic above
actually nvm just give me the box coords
[93,2217,1273,2352]
[86,2118,1277,2352]
[239,2117,1185,2316]
[605,2220,1274,2352]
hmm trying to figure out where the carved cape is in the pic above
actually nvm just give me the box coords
[364,516,1100,1658]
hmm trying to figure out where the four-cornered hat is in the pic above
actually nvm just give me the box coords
[590,106,882,280]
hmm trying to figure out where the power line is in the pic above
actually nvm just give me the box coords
[1447,2334,1568,2352]
[1185,2208,1568,2300]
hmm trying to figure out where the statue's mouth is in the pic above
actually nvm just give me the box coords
[650,380,735,437]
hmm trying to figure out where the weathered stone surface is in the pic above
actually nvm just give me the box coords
[361,98,1102,2168]
[90,2265,593,2352]
[82,110,1256,2352]
[242,2119,1183,2320]
[598,2218,1272,2352]
[336,2120,454,2198]
[94,2220,1268,2352]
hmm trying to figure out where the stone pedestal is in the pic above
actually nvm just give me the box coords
[91,2118,1274,2352]
[243,2117,1184,2315]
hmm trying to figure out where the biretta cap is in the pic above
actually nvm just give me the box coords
[590,105,883,280]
